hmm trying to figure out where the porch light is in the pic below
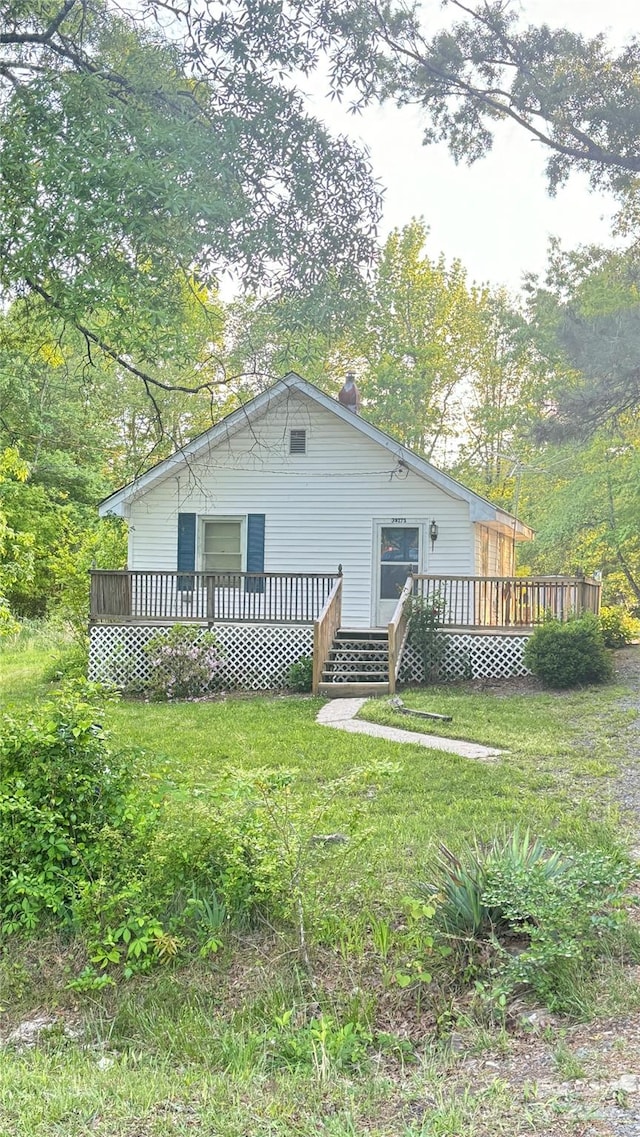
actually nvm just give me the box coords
[429,520,439,551]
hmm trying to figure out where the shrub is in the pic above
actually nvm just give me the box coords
[287,655,313,692]
[0,684,156,935]
[143,624,223,700]
[422,829,637,1012]
[427,829,569,939]
[599,605,639,649]
[45,640,89,682]
[0,596,20,639]
[407,592,446,681]
[523,613,613,688]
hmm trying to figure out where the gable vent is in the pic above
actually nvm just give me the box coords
[289,429,306,454]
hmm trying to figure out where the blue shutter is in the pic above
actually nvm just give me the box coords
[177,512,196,591]
[245,513,265,593]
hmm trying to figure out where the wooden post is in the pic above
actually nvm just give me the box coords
[575,570,586,615]
[388,621,397,696]
[312,577,342,695]
[312,620,322,696]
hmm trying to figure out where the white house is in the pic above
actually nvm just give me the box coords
[99,372,532,626]
[91,373,598,693]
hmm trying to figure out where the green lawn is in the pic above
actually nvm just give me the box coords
[0,643,58,707]
[1,642,638,1137]
[0,644,634,905]
[98,683,631,907]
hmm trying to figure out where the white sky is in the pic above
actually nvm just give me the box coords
[310,0,638,293]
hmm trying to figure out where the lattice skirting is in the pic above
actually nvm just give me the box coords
[89,623,314,691]
[399,632,532,683]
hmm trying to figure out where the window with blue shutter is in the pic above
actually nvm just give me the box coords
[177,512,196,591]
[245,513,265,593]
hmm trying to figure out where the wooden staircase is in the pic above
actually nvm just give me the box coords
[317,629,390,697]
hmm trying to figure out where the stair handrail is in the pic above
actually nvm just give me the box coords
[387,574,414,695]
[312,576,343,694]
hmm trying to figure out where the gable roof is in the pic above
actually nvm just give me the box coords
[99,372,533,538]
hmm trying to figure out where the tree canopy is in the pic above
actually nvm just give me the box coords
[0,0,381,392]
[186,0,640,194]
[523,240,640,438]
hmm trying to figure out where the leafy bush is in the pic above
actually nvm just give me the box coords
[266,1012,372,1074]
[49,515,128,641]
[0,596,20,639]
[146,764,379,930]
[407,593,446,681]
[422,829,637,1012]
[45,640,89,682]
[143,624,223,700]
[599,605,639,648]
[523,613,613,688]
[0,684,156,935]
[145,785,288,922]
[428,829,568,938]
[287,655,313,692]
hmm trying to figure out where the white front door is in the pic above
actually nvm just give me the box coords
[375,524,421,626]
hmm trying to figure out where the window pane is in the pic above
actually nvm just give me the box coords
[204,521,241,554]
[203,521,242,572]
[380,563,418,599]
[380,527,419,562]
[204,553,242,573]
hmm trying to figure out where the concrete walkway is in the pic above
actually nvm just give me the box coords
[316,698,503,762]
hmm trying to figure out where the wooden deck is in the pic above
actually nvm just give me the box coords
[90,570,341,625]
[411,574,601,629]
[88,570,602,695]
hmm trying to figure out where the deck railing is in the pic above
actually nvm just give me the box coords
[387,574,414,695]
[312,575,343,694]
[90,570,341,625]
[411,574,601,628]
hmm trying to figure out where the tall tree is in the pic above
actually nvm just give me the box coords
[355,221,488,459]
[190,0,640,194]
[515,425,640,609]
[524,240,640,438]
[224,281,362,393]
[452,292,551,507]
[0,0,381,396]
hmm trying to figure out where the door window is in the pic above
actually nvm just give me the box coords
[379,526,419,599]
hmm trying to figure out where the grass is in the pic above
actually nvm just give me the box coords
[1,637,639,1136]
[0,642,634,909]
[0,1038,575,1137]
[100,675,633,894]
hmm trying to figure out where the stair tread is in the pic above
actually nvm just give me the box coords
[319,681,390,697]
[336,633,387,640]
[323,673,389,680]
[329,649,389,657]
[323,670,389,677]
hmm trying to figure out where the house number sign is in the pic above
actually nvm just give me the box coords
[391,517,407,524]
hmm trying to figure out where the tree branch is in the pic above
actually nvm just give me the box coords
[0,0,80,45]
[373,2,640,177]
[25,278,221,395]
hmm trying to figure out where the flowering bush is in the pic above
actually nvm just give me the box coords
[143,625,223,700]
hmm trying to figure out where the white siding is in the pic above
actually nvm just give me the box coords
[127,390,475,627]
